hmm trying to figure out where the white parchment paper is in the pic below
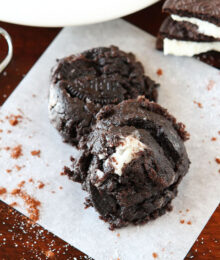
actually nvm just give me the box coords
[0,20,219,260]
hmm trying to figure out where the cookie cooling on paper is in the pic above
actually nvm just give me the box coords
[65,97,190,229]
[48,46,159,145]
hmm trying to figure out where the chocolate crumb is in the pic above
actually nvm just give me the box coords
[59,186,63,190]
[60,171,66,176]
[152,252,158,258]
[193,101,203,108]
[156,68,163,76]
[0,187,7,195]
[31,150,41,157]
[11,145,23,159]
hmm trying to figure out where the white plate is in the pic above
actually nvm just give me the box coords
[0,0,159,27]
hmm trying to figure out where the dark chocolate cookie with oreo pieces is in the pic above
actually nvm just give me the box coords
[65,97,190,229]
[49,46,159,145]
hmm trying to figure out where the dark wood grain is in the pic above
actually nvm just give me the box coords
[0,1,219,259]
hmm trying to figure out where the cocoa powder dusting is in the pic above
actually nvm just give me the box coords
[193,101,203,108]
[215,158,220,164]
[207,80,215,91]
[8,114,22,126]
[31,150,41,157]
[0,187,7,195]
[156,68,163,76]
[45,250,55,258]
[10,202,18,207]
[11,188,41,222]
[38,182,45,189]
[11,145,23,159]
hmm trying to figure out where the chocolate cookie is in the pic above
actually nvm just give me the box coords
[163,0,220,26]
[65,97,190,229]
[49,46,159,145]
[156,16,219,51]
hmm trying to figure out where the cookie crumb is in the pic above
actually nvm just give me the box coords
[152,252,158,258]
[187,221,192,225]
[0,187,7,195]
[31,150,41,157]
[11,145,23,159]
[180,219,185,224]
[193,101,203,108]
[6,169,12,173]
[211,137,217,141]
[156,68,163,76]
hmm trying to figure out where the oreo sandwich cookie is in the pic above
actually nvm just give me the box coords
[157,0,220,56]
[65,97,190,229]
[49,46,159,145]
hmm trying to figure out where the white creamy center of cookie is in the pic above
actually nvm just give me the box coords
[163,38,220,57]
[171,14,220,39]
[104,134,147,176]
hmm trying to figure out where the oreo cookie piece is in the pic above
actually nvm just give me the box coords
[65,97,190,229]
[49,46,159,145]
[156,17,220,56]
[163,0,220,27]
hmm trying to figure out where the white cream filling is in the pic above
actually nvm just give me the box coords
[104,134,147,176]
[171,14,220,39]
[164,38,220,57]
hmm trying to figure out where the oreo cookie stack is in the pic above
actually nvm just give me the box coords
[157,0,220,56]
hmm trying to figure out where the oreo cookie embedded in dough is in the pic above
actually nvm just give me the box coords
[65,97,190,229]
[49,46,159,145]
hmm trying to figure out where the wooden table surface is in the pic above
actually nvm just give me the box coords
[0,1,219,259]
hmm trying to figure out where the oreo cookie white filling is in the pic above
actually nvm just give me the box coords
[104,134,147,176]
[171,14,220,39]
[164,38,220,56]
